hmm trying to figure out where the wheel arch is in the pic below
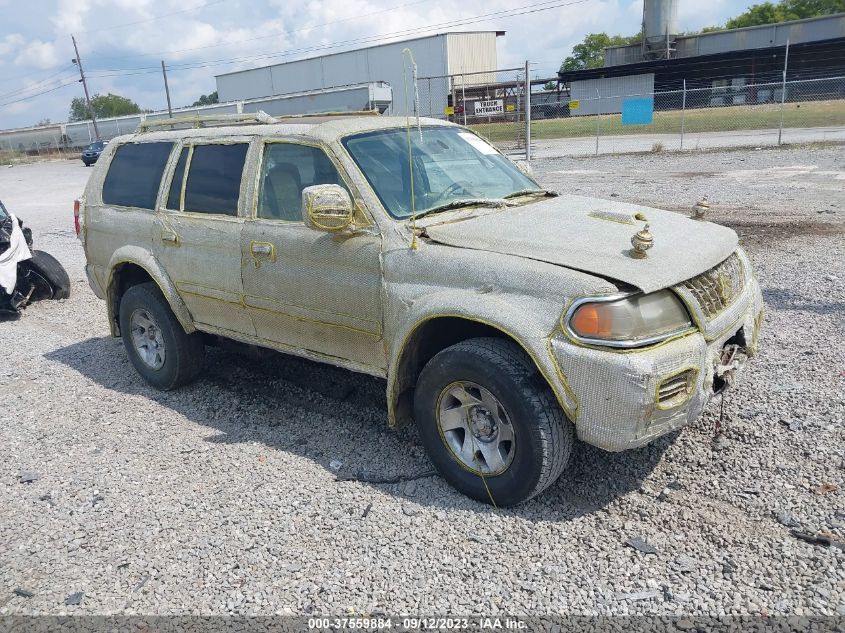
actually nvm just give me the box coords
[106,247,195,337]
[388,311,576,429]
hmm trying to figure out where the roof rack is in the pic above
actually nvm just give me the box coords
[136,109,379,132]
[137,111,277,132]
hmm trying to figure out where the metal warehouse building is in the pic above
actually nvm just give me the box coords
[558,11,845,115]
[215,31,503,116]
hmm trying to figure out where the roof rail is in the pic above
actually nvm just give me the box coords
[137,111,278,132]
[136,109,380,132]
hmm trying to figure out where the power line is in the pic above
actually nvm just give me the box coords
[0,80,78,110]
[87,0,594,77]
[90,0,432,62]
[78,0,228,33]
[0,67,77,100]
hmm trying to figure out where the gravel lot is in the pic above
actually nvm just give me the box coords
[1,145,843,618]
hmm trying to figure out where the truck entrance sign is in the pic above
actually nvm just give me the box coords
[473,99,504,116]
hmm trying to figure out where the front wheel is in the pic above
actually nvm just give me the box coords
[119,282,205,390]
[414,337,573,506]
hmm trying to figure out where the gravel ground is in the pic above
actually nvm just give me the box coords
[1,146,843,618]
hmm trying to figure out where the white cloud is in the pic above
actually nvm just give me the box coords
[0,34,26,57]
[14,40,60,69]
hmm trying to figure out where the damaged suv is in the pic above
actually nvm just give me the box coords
[78,113,763,506]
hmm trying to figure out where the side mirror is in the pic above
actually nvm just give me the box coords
[302,184,354,232]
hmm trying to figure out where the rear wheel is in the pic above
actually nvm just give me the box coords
[414,337,573,506]
[119,282,205,390]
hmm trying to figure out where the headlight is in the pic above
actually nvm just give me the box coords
[565,290,693,348]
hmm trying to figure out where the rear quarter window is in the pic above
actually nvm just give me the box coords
[102,142,174,209]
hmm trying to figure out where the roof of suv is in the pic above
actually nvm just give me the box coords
[112,115,458,146]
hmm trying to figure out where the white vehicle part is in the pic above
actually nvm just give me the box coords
[0,214,32,294]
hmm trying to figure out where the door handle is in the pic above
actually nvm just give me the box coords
[250,241,275,259]
[161,230,178,244]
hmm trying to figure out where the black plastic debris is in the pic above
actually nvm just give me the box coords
[13,588,34,599]
[64,591,84,606]
[625,536,658,554]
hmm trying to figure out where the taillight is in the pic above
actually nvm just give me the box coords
[73,199,81,236]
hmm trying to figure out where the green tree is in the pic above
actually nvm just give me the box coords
[723,0,844,29]
[543,81,558,91]
[191,91,219,107]
[560,33,640,72]
[69,93,142,122]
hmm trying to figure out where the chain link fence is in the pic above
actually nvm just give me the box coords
[417,67,530,155]
[528,75,845,158]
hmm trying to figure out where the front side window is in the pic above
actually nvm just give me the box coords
[183,143,248,216]
[102,142,174,210]
[257,143,346,221]
[342,127,539,219]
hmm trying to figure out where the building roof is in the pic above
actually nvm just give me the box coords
[558,34,845,84]
[215,31,506,79]
[603,12,845,67]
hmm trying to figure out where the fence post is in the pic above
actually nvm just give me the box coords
[680,79,687,150]
[462,75,467,126]
[524,60,531,162]
[428,78,432,117]
[778,39,790,146]
[595,87,601,156]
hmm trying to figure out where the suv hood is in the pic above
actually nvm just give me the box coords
[423,194,738,294]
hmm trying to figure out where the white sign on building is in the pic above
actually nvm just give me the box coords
[473,99,504,116]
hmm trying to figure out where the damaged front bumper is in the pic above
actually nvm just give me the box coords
[551,265,763,452]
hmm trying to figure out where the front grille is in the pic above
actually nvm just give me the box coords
[657,369,695,407]
[680,253,744,319]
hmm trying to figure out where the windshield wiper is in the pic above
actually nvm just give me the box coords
[503,188,555,199]
[416,198,506,218]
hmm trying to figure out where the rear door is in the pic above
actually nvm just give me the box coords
[155,139,256,335]
[240,140,385,373]
[86,141,174,292]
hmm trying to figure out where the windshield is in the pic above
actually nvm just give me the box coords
[86,142,104,151]
[0,200,7,219]
[342,127,540,219]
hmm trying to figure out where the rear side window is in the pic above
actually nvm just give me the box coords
[183,144,248,216]
[102,142,174,209]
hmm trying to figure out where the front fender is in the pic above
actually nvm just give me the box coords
[105,246,195,337]
[385,289,579,427]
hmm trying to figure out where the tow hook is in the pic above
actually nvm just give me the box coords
[714,343,744,392]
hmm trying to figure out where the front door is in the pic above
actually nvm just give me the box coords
[155,140,255,335]
[240,141,385,374]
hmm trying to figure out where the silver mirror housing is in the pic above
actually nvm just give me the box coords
[302,184,354,232]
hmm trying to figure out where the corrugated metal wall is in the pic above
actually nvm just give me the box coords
[446,33,498,86]
[605,13,845,67]
[570,74,655,115]
[215,32,498,115]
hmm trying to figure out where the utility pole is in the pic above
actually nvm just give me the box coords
[71,35,99,140]
[161,60,173,118]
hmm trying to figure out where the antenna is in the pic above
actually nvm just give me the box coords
[402,48,420,250]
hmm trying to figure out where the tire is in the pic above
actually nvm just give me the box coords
[414,337,573,506]
[118,282,205,390]
[26,250,71,299]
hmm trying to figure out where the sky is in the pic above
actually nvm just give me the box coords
[0,0,758,129]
